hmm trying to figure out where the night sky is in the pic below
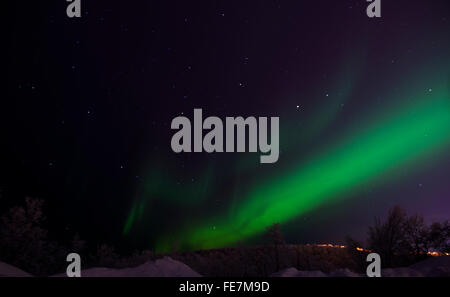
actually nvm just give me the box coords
[3,0,450,252]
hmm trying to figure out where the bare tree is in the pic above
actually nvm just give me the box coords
[367,205,407,267]
[428,221,450,253]
[403,214,429,255]
[0,197,63,275]
[92,243,119,267]
[265,223,284,272]
[367,206,450,267]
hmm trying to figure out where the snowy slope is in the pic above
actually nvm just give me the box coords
[56,256,202,277]
[0,262,32,277]
[271,256,450,277]
[270,267,362,277]
[3,255,449,277]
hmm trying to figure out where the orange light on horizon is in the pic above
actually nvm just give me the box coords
[314,243,449,256]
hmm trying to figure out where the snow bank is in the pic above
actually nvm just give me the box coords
[56,256,201,277]
[3,255,449,277]
[0,262,32,277]
[271,256,450,277]
[382,256,450,277]
[270,268,362,277]
[409,255,450,276]
[328,268,362,277]
[381,267,423,277]
[270,268,327,277]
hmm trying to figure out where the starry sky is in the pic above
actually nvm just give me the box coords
[3,0,450,252]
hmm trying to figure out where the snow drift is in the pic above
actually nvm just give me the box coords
[56,256,202,277]
[270,256,450,277]
[270,267,362,277]
[1,257,201,277]
[0,262,32,277]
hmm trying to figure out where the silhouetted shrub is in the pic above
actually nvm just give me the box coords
[367,205,450,267]
[0,197,67,275]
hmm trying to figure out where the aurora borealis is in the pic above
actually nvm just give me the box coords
[3,0,450,253]
[152,79,450,251]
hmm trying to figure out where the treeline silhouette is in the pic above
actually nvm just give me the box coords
[0,198,448,276]
[348,205,449,268]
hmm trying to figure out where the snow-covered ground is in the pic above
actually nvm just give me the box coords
[0,262,32,277]
[271,268,363,277]
[55,256,202,277]
[2,255,449,277]
[270,256,450,277]
[0,257,201,277]
[382,256,450,277]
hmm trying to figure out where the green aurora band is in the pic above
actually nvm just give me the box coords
[154,83,450,252]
